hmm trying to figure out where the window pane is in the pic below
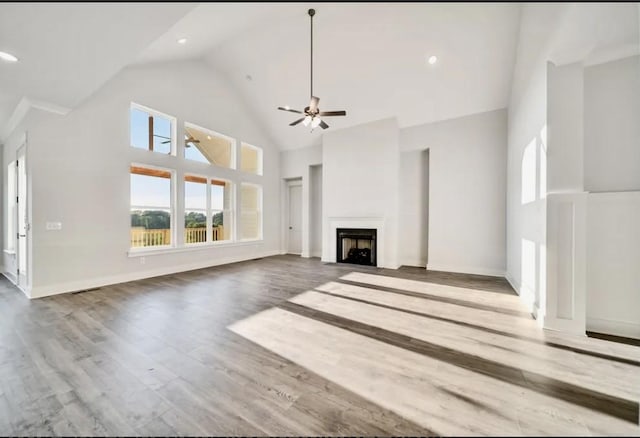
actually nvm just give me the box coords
[240,184,261,240]
[130,173,171,208]
[212,211,231,241]
[185,211,207,244]
[185,179,206,210]
[130,210,171,247]
[130,106,172,154]
[241,143,262,175]
[211,180,231,210]
[184,125,234,168]
[130,166,172,248]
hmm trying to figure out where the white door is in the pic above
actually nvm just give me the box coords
[16,146,28,287]
[287,184,302,254]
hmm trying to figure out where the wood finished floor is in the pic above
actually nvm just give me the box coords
[1,255,639,436]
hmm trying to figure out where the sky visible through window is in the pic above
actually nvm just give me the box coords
[130,108,171,154]
[131,174,224,212]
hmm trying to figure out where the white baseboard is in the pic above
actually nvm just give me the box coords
[399,259,427,268]
[587,317,640,340]
[427,263,505,278]
[505,272,519,294]
[29,250,282,299]
[311,251,322,258]
[1,271,30,299]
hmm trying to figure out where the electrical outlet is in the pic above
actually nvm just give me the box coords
[140,256,146,265]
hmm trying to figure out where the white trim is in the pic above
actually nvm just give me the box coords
[29,249,281,299]
[587,317,640,340]
[399,259,427,268]
[3,249,15,255]
[1,97,70,141]
[128,239,263,257]
[130,101,178,156]
[426,263,505,278]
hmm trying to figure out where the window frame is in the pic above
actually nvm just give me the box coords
[129,163,176,252]
[130,102,177,156]
[210,178,234,244]
[127,104,266,257]
[183,173,209,246]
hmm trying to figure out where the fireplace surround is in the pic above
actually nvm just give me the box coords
[336,228,377,266]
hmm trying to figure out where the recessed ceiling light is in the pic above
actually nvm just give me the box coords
[207,135,211,140]
[0,51,18,62]
[428,55,438,65]
[177,38,187,44]
[284,105,290,110]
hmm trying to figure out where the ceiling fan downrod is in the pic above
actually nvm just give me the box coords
[309,8,315,100]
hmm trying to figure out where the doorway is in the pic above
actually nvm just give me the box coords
[16,145,28,288]
[287,180,303,255]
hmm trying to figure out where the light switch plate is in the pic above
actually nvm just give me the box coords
[46,222,62,231]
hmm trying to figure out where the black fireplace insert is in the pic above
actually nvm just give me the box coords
[336,228,377,266]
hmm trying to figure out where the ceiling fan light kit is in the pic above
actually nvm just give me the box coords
[277,9,346,131]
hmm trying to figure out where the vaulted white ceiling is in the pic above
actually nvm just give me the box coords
[138,3,522,150]
[1,3,523,150]
[0,2,196,135]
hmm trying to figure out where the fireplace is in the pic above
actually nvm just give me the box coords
[336,228,377,266]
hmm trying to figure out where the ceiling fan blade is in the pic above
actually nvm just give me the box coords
[278,107,303,114]
[319,110,346,117]
[309,96,319,113]
[319,120,329,129]
[289,118,305,126]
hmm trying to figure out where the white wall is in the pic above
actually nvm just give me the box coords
[280,144,322,258]
[9,60,281,298]
[584,55,640,192]
[401,109,507,276]
[398,150,428,267]
[280,144,322,179]
[507,3,639,329]
[586,192,640,338]
[322,118,400,269]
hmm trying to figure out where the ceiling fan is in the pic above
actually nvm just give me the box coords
[277,9,346,131]
[156,134,200,147]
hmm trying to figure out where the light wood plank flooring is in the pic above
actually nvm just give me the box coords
[0,255,638,436]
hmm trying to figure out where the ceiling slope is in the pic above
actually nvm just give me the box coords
[0,2,197,134]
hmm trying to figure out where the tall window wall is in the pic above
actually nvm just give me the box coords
[129,102,263,251]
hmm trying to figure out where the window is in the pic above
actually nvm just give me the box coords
[6,162,16,252]
[130,165,173,248]
[184,176,233,244]
[184,123,236,169]
[184,176,207,244]
[240,183,262,240]
[130,103,175,154]
[240,143,263,175]
[211,179,233,242]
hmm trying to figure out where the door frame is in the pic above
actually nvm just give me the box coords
[15,141,31,292]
